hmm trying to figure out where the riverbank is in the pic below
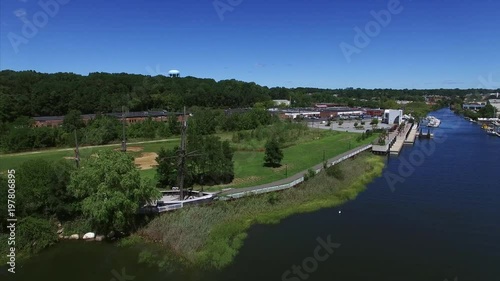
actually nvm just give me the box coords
[133,152,385,270]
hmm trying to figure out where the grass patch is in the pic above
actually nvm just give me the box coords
[138,152,385,270]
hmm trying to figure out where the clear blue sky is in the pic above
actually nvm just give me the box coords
[1,0,499,89]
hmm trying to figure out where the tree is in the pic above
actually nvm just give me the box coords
[156,146,187,188]
[156,135,234,188]
[62,110,85,133]
[16,159,77,220]
[479,103,495,118]
[82,115,121,145]
[370,118,379,128]
[264,138,283,167]
[68,150,160,232]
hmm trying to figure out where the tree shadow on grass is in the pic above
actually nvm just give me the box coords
[263,162,282,168]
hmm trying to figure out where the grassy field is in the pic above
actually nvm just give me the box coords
[0,128,377,191]
[133,152,386,270]
[216,131,374,189]
[0,138,179,174]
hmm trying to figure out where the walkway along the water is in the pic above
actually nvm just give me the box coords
[149,144,374,212]
[218,144,373,199]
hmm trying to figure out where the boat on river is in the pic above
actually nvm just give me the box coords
[425,116,441,127]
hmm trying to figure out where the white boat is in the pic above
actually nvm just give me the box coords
[426,116,441,128]
[486,128,497,136]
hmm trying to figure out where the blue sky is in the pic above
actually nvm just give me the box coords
[1,0,499,89]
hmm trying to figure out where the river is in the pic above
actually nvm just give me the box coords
[9,108,500,281]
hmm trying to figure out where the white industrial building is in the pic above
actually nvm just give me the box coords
[273,99,291,107]
[383,109,403,124]
[489,99,500,117]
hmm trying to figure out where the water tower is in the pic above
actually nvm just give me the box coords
[169,69,180,78]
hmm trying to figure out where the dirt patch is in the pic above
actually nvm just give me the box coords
[63,156,76,160]
[115,146,144,152]
[135,152,158,170]
[218,176,262,187]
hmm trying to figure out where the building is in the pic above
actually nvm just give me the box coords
[463,103,486,110]
[168,70,180,78]
[488,99,500,117]
[382,109,403,124]
[33,111,184,128]
[273,100,291,107]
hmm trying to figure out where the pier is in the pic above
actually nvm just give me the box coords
[373,123,414,155]
[389,123,412,155]
[404,124,419,144]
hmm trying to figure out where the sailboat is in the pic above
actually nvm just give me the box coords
[140,108,216,213]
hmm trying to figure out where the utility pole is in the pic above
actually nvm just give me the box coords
[121,106,127,152]
[74,130,80,168]
[177,107,188,201]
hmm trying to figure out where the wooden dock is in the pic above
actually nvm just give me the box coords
[389,124,412,155]
[404,124,418,144]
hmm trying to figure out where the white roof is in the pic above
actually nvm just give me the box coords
[168,70,180,74]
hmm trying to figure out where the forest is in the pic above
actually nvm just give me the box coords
[0,70,494,123]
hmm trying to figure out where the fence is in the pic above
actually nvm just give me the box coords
[221,144,373,200]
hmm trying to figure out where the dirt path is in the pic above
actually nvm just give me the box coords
[0,138,179,157]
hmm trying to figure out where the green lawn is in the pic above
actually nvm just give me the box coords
[204,131,376,190]
[0,138,179,174]
[0,131,377,191]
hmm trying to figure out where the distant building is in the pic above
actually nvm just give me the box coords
[33,111,184,128]
[383,109,403,124]
[273,99,291,107]
[168,70,180,78]
[397,100,412,105]
[463,103,486,110]
[489,99,500,117]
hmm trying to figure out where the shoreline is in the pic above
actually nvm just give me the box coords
[133,152,386,270]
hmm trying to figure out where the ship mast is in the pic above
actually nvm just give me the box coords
[177,106,188,201]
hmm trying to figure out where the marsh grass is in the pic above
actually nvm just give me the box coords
[137,152,385,270]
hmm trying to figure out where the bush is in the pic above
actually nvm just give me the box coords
[267,193,280,205]
[304,168,316,181]
[326,164,345,180]
[18,217,58,254]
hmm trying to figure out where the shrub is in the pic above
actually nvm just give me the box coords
[18,217,58,254]
[326,164,345,180]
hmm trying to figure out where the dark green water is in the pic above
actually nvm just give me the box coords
[4,109,500,281]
